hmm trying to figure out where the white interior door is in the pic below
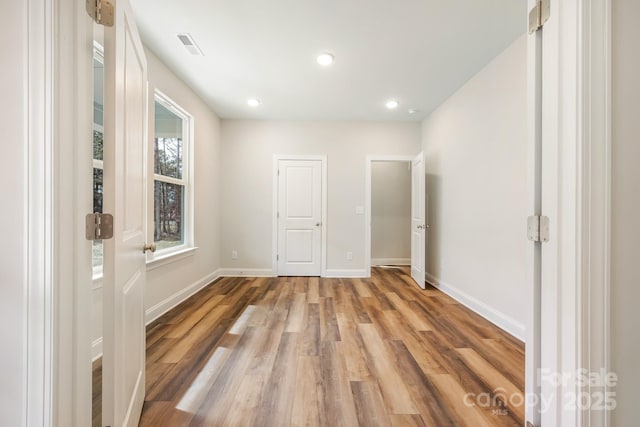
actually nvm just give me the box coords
[102,0,148,425]
[410,152,426,288]
[277,159,322,276]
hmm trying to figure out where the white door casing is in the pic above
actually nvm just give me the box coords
[410,152,426,288]
[364,155,416,277]
[525,0,543,424]
[277,159,323,276]
[102,0,148,425]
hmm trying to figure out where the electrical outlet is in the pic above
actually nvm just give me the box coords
[231,250,238,260]
[346,251,353,261]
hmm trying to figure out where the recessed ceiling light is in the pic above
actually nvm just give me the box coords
[247,98,261,107]
[385,100,399,110]
[316,53,335,66]
[408,109,420,114]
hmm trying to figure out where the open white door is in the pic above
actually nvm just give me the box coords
[410,152,426,288]
[102,0,148,425]
[277,159,323,276]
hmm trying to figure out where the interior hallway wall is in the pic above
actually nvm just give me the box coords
[421,34,527,338]
[371,161,411,265]
[220,121,421,275]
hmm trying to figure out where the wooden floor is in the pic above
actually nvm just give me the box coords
[94,267,525,426]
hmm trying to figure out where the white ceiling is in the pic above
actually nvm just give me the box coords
[131,0,525,121]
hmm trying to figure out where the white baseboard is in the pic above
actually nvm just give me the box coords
[91,269,222,361]
[371,258,410,266]
[424,272,525,341]
[92,337,102,362]
[145,269,222,325]
[216,268,275,278]
[323,269,368,278]
[425,271,439,286]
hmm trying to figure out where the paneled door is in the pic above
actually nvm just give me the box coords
[277,159,323,276]
[102,0,148,425]
[410,152,426,288]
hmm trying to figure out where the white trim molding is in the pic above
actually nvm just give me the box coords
[26,0,55,425]
[534,0,613,425]
[32,0,94,425]
[578,0,612,425]
[145,270,222,325]
[146,246,197,271]
[425,274,525,341]
[371,258,410,266]
[324,269,368,279]
[216,268,276,278]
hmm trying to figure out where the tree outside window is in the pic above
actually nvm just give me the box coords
[153,95,191,253]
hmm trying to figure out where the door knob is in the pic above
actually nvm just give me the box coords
[315,222,322,227]
[143,243,157,254]
[417,224,427,230]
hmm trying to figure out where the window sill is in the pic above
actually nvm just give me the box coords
[146,246,197,271]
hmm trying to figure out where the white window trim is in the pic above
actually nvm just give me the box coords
[148,89,195,264]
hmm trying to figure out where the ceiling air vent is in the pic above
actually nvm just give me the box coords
[177,33,204,56]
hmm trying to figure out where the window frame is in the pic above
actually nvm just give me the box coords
[147,89,195,264]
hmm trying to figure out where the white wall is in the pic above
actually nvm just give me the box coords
[0,2,26,425]
[143,47,222,315]
[611,2,640,423]
[220,121,421,275]
[371,161,411,264]
[420,34,527,339]
[91,46,223,353]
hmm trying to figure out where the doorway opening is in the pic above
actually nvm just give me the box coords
[365,154,425,288]
[370,161,411,268]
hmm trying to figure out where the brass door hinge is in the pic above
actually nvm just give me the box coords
[86,0,114,27]
[86,213,114,240]
[529,0,550,34]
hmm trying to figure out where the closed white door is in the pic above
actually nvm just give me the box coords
[277,159,322,276]
[102,0,148,425]
[410,152,426,288]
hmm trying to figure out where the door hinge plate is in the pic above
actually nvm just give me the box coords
[528,0,550,34]
[527,215,550,242]
[86,213,114,240]
[86,0,114,27]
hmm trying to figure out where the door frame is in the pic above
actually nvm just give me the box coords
[32,0,613,425]
[364,154,417,278]
[27,0,94,425]
[272,155,328,277]
[528,0,612,425]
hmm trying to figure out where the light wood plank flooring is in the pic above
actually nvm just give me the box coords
[94,267,525,426]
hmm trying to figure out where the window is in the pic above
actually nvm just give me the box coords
[92,44,104,277]
[152,91,193,256]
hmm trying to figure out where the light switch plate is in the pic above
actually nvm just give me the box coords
[355,206,364,215]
